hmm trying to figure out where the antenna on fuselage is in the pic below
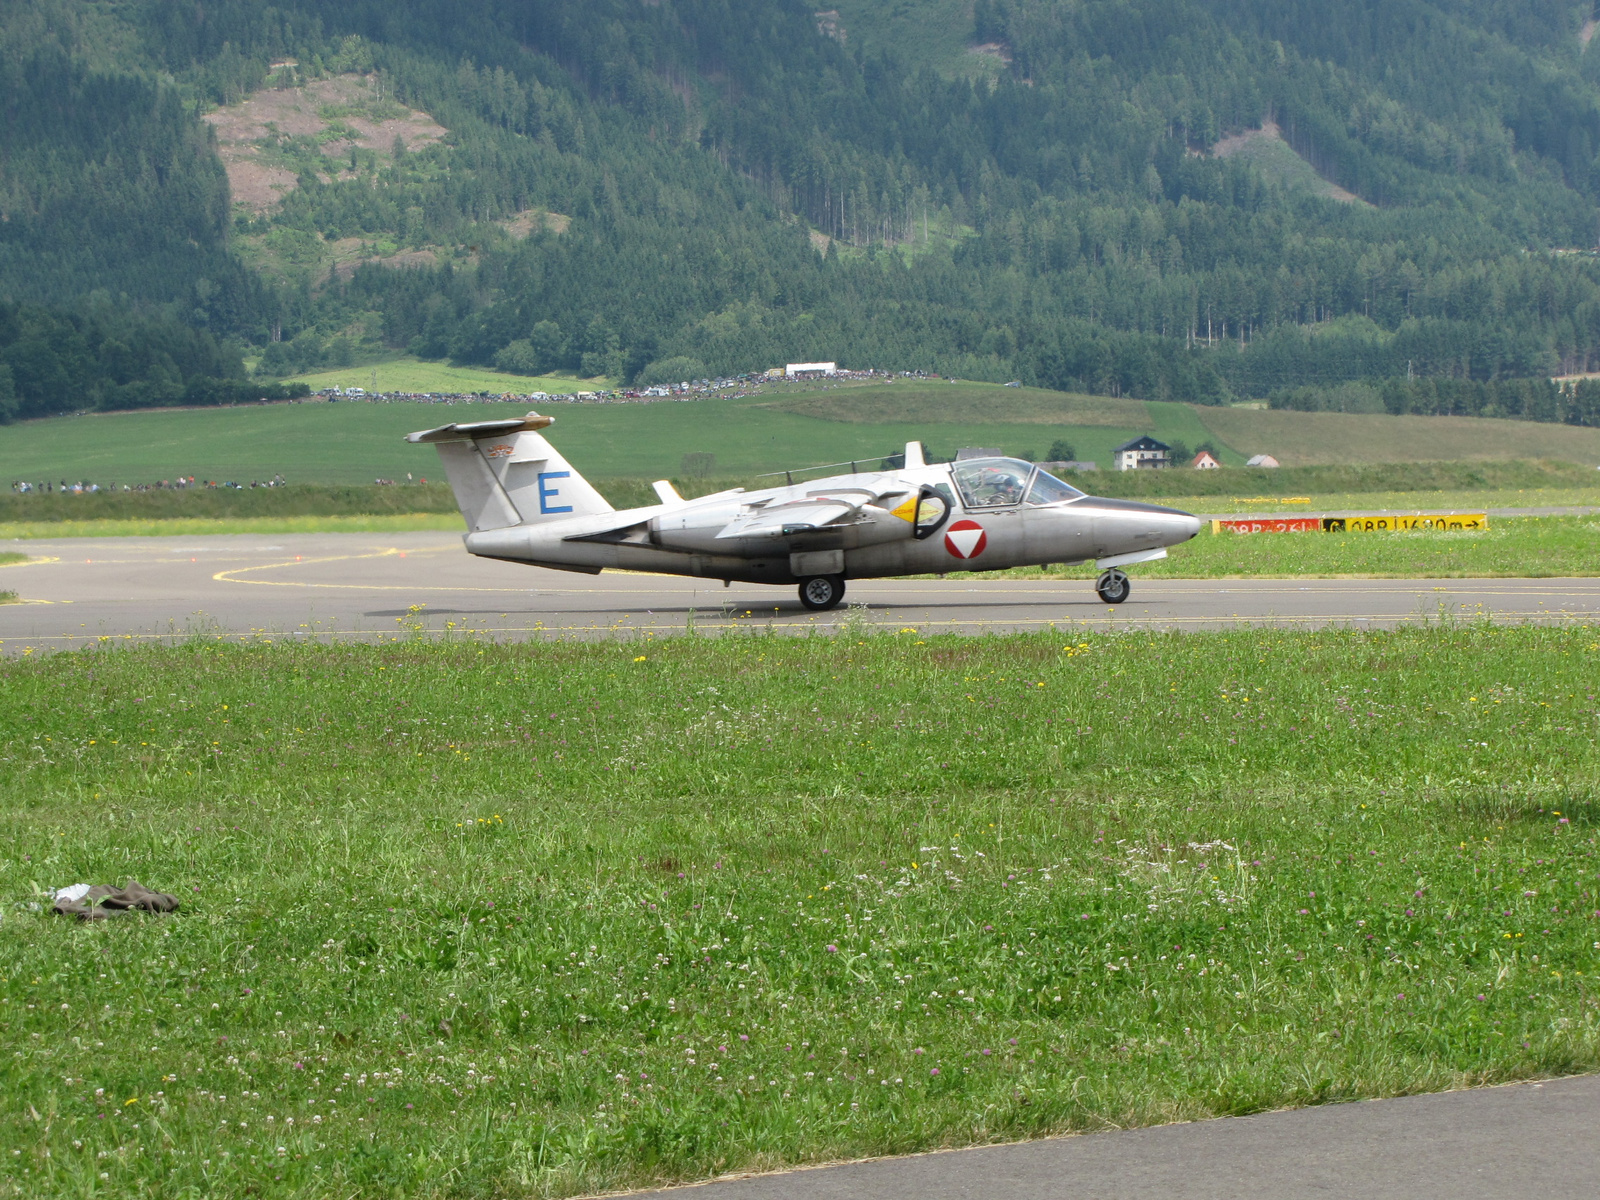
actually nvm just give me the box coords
[903,440,926,468]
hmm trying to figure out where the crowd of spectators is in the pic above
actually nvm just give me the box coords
[11,474,288,494]
[310,367,923,406]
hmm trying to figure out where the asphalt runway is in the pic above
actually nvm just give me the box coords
[620,1075,1600,1200]
[2,531,1599,652]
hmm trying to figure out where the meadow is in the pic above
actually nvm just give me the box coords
[7,378,1600,487]
[286,358,612,396]
[1,627,1597,1198]
[1,385,1159,487]
[1197,406,1600,468]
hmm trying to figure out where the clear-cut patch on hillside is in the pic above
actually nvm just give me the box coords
[1210,120,1367,206]
[815,10,845,42]
[327,240,440,282]
[498,210,572,239]
[203,74,448,214]
[968,41,1012,66]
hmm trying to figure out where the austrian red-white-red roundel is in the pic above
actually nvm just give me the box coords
[943,519,988,560]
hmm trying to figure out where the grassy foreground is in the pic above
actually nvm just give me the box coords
[2,628,1598,1198]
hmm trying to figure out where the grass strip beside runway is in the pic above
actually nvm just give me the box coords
[0,514,465,539]
[5,516,1600,584]
[2,628,1598,1197]
[1159,486,1600,514]
[989,514,1600,580]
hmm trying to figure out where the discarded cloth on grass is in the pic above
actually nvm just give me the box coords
[52,881,179,921]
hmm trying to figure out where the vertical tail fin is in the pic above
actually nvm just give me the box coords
[405,412,613,532]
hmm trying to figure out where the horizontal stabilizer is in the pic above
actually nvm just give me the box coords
[405,412,554,444]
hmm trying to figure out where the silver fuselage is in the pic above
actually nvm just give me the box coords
[462,463,1201,584]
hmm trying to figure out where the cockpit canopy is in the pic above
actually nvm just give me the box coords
[950,457,1085,509]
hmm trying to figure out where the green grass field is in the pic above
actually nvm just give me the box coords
[1196,406,1600,467]
[1041,515,1600,580]
[1,628,1597,1197]
[288,357,612,396]
[8,380,1600,487]
[0,385,1162,487]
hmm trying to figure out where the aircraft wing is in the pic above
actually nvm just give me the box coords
[714,497,866,539]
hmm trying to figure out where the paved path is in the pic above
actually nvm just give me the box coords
[2,532,1598,652]
[621,1075,1600,1200]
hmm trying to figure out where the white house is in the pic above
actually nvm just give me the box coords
[785,362,837,377]
[1246,453,1280,468]
[1113,435,1172,471]
[1191,450,1221,469]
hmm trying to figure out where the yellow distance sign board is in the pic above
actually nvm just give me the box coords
[1322,513,1488,533]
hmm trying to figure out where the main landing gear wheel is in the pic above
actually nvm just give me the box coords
[799,575,847,611]
[1095,568,1131,605]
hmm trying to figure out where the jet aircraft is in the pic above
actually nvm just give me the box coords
[407,412,1201,609]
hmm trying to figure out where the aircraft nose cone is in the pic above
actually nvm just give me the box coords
[1135,504,1200,545]
[1107,499,1201,542]
[1171,509,1203,543]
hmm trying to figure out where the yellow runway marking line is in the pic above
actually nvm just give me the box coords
[0,556,61,568]
[210,546,486,589]
[212,548,406,585]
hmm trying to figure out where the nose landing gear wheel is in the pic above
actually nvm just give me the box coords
[1095,568,1131,604]
[799,575,847,611]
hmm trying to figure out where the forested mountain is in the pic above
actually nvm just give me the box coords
[7,0,1600,421]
